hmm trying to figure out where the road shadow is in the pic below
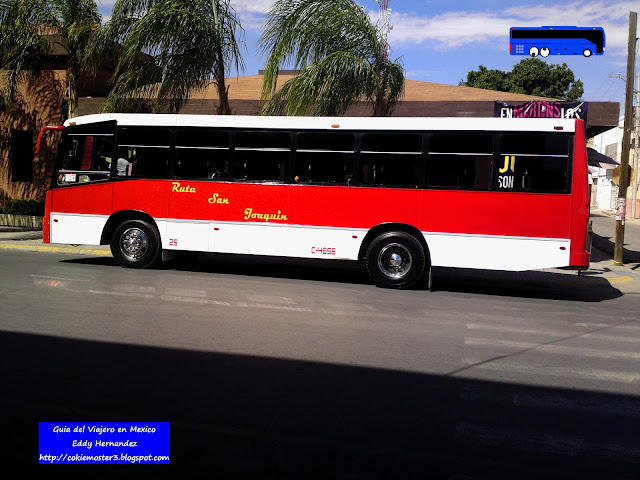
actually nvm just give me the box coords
[62,254,623,302]
[592,232,640,265]
[430,267,623,302]
[62,253,375,286]
[1,331,638,478]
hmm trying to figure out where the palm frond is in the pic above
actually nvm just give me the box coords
[259,0,378,101]
[259,0,404,117]
[262,51,377,116]
[104,0,244,114]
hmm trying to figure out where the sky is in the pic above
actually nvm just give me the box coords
[96,0,639,116]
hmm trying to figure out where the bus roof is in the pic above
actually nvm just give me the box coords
[64,113,578,133]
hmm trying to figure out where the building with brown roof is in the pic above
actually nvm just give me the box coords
[80,72,618,138]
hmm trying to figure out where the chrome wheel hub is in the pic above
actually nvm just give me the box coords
[120,228,148,261]
[378,243,412,279]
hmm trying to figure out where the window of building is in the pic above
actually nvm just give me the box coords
[11,130,34,182]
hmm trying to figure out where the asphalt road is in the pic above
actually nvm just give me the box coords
[1,249,639,478]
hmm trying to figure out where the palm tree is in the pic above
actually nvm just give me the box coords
[100,0,244,114]
[0,0,101,118]
[259,0,404,117]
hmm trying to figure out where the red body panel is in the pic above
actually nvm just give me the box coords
[112,180,168,218]
[51,182,113,216]
[168,181,290,224]
[420,190,571,238]
[569,120,590,267]
[290,185,422,229]
[46,179,578,240]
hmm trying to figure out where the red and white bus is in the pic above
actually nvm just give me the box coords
[40,114,590,289]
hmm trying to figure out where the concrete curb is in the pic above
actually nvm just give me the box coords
[0,243,111,257]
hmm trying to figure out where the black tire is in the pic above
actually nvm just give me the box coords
[365,231,426,289]
[110,220,161,269]
[583,49,592,57]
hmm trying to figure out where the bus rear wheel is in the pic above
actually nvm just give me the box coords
[111,220,160,268]
[366,231,426,289]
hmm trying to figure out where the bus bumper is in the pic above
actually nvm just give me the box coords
[43,191,52,244]
[568,252,590,269]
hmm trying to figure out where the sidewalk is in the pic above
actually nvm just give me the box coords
[0,227,111,257]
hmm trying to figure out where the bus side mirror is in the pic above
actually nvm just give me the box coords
[36,125,66,154]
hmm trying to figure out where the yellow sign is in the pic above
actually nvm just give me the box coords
[499,156,516,173]
[612,165,635,187]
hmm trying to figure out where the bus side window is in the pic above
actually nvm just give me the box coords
[296,132,354,185]
[426,134,493,190]
[117,128,171,179]
[498,134,570,193]
[175,129,229,180]
[232,131,289,182]
[360,133,422,187]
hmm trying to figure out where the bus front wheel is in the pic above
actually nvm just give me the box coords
[111,220,161,268]
[583,49,592,57]
[366,231,426,289]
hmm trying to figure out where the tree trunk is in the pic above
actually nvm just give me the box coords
[215,57,231,115]
[67,62,79,119]
[216,82,231,115]
[373,96,386,117]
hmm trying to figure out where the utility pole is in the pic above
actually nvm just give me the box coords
[614,11,638,265]
[632,71,640,219]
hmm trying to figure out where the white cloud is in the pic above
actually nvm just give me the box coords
[405,69,442,78]
[231,0,275,15]
[389,12,517,48]
[96,0,118,8]
[231,0,276,32]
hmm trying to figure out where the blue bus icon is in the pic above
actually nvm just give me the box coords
[510,26,605,57]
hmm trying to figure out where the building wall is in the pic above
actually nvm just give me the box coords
[589,117,640,218]
[0,70,66,205]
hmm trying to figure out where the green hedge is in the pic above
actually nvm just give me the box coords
[2,199,45,216]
